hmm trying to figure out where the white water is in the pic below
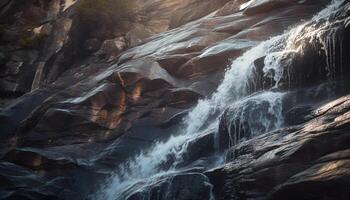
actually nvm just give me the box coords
[94,1,345,199]
[222,91,284,148]
[94,34,285,200]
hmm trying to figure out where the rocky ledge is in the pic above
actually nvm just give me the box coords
[208,95,350,200]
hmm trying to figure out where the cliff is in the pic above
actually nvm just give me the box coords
[0,0,350,200]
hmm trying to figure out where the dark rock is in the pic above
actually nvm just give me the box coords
[270,159,350,200]
[126,173,213,200]
[284,105,313,126]
[160,89,202,109]
[96,37,127,61]
[173,131,216,169]
[2,148,77,170]
[84,38,102,52]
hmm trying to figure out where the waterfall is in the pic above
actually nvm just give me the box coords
[93,1,345,199]
[220,91,285,149]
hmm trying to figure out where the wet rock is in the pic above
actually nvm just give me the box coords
[252,25,350,92]
[160,89,202,109]
[2,148,77,170]
[0,161,77,200]
[270,158,350,200]
[243,0,295,15]
[177,40,253,79]
[96,37,127,60]
[0,161,40,188]
[207,95,350,200]
[156,53,197,76]
[218,92,284,151]
[126,173,213,200]
[168,0,231,28]
[174,131,216,168]
[284,105,313,126]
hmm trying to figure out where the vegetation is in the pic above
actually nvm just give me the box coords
[76,0,134,23]
[19,33,47,49]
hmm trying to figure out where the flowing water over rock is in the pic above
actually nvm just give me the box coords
[94,1,346,199]
[1,0,350,199]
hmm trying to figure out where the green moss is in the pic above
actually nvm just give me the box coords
[19,33,47,49]
[77,0,133,23]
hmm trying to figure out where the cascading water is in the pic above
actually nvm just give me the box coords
[94,1,345,199]
[219,91,284,150]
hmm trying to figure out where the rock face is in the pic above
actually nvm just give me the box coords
[125,173,213,200]
[208,95,350,200]
[0,0,229,106]
[0,0,350,200]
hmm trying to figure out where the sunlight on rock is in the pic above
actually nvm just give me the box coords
[106,92,127,129]
[335,111,350,122]
[63,0,77,11]
[88,87,127,129]
[104,130,112,139]
[240,0,254,10]
[132,83,142,103]
[32,156,43,168]
[161,107,166,113]
[312,160,350,181]
[106,111,123,129]
[33,26,43,34]
[117,72,126,88]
